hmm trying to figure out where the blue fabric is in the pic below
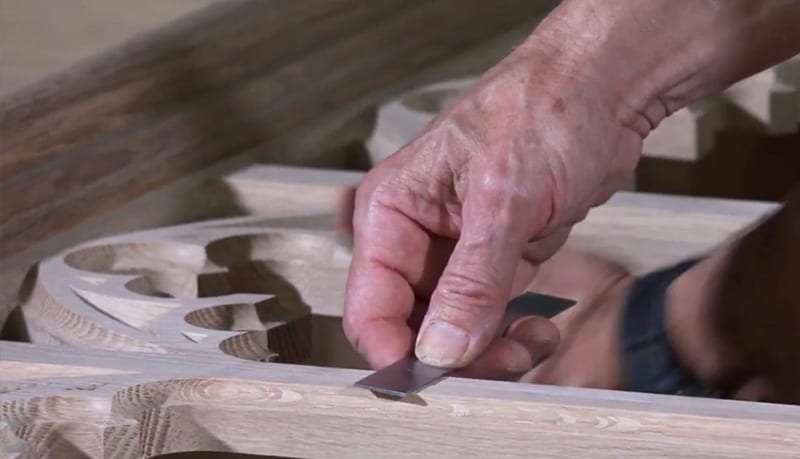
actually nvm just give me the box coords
[620,258,718,397]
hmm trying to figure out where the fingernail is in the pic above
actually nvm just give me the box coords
[415,321,470,367]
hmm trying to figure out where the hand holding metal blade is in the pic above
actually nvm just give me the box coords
[353,291,576,400]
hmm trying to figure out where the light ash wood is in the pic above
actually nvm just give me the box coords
[22,214,360,365]
[2,164,792,457]
[641,99,727,162]
[3,341,799,459]
[724,54,800,134]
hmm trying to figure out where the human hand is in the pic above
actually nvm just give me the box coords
[341,39,643,375]
[341,178,800,401]
[509,249,633,389]
[339,179,632,381]
[339,0,800,391]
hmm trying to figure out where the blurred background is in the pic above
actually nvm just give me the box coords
[1,0,798,324]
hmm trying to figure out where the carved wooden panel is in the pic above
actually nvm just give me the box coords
[2,165,797,458]
[20,215,373,373]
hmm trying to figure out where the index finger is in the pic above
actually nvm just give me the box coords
[343,192,446,369]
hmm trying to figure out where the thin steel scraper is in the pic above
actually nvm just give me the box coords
[354,291,576,399]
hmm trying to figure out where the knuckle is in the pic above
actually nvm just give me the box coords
[435,269,502,320]
[478,158,520,195]
[474,156,537,217]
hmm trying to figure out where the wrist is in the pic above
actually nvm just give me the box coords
[518,0,800,138]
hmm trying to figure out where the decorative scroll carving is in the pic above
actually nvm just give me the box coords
[20,217,360,369]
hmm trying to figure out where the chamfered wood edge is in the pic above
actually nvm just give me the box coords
[1,341,799,458]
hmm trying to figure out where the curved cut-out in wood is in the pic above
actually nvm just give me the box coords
[184,298,312,363]
[65,242,207,299]
[4,164,796,458]
[183,299,291,331]
[13,165,780,363]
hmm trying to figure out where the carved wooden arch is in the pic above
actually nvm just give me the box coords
[20,216,363,369]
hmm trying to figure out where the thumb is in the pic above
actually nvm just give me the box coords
[415,192,530,368]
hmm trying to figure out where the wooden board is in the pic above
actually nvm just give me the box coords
[3,340,800,458]
[3,164,795,458]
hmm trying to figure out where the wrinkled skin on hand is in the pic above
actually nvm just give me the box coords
[342,51,643,377]
[340,178,800,402]
[338,185,634,383]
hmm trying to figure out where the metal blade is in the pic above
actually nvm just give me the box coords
[352,358,450,400]
[353,291,575,399]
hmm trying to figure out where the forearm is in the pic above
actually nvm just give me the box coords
[667,187,800,403]
[518,0,800,137]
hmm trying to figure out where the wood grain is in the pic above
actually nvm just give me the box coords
[0,0,558,258]
[2,341,799,458]
[724,54,800,134]
[0,107,364,331]
[22,225,348,361]
[2,165,795,457]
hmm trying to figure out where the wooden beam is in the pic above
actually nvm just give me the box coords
[224,165,777,274]
[2,341,799,458]
[0,0,558,258]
